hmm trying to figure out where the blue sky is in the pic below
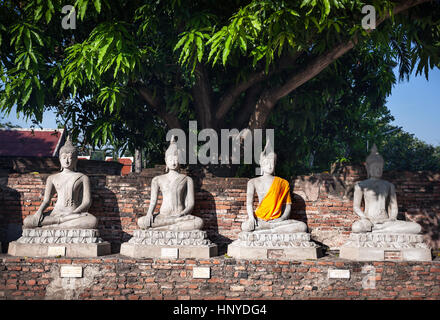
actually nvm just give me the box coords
[2,68,440,146]
[386,68,440,146]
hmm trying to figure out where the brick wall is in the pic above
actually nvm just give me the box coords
[1,165,439,252]
[1,255,439,300]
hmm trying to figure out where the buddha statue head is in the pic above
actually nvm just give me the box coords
[59,136,78,171]
[365,144,384,179]
[259,140,276,175]
[165,135,180,172]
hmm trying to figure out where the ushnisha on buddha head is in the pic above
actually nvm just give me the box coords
[165,135,181,172]
[59,136,78,171]
[259,140,276,175]
[365,144,384,179]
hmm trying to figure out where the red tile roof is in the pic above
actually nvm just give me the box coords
[106,157,133,175]
[0,129,65,157]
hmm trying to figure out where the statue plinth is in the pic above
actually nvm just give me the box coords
[120,230,218,259]
[227,232,322,260]
[339,233,432,261]
[7,228,111,257]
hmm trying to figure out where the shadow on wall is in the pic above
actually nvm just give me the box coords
[405,208,440,250]
[198,189,232,255]
[91,185,131,253]
[191,172,233,255]
[0,177,23,253]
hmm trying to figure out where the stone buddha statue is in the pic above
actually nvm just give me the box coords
[352,145,421,234]
[241,142,307,234]
[23,137,98,229]
[137,136,203,231]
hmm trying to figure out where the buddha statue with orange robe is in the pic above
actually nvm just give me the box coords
[241,143,307,234]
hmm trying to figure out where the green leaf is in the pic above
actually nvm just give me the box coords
[222,35,232,66]
[93,0,101,13]
[195,36,203,62]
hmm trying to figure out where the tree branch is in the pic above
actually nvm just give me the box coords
[192,63,214,129]
[215,70,267,121]
[247,0,431,129]
[215,52,302,121]
[233,83,263,129]
[137,85,182,129]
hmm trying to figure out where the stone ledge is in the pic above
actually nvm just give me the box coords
[339,246,432,262]
[7,241,111,257]
[340,232,432,262]
[227,242,322,260]
[120,242,218,259]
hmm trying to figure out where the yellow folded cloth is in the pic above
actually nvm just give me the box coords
[255,176,292,221]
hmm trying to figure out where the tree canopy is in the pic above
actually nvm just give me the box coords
[0,0,439,173]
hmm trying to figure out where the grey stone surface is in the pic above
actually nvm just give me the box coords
[137,136,203,231]
[227,242,322,260]
[121,229,218,259]
[120,243,218,259]
[7,241,111,257]
[128,229,211,246]
[340,232,432,261]
[341,145,431,261]
[16,228,104,244]
[227,232,321,260]
[351,145,423,234]
[22,137,98,230]
[8,228,110,257]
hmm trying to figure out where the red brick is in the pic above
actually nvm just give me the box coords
[26,280,36,286]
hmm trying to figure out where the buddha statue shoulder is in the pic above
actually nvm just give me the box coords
[23,137,98,229]
[242,142,307,234]
[137,136,203,231]
[352,145,421,234]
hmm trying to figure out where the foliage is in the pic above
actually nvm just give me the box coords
[381,128,440,172]
[0,0,439,172]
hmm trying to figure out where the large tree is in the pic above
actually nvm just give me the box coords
[1,0,439,165]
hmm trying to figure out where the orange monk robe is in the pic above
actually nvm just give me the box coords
[255,176,292,221]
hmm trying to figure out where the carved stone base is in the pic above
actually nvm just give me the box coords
[120,230,218,259]
[227,232,322,260]
[8,242,111,257]
[7,228,111,257]
[339,233,432,261]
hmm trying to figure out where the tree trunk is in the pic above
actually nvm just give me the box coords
[134,148,142,173]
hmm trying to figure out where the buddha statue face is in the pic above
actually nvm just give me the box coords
[165,153,179,171]
[366,162,383,179]
[165,135,180,171]
[365,144,384,179]
[260,154,276,175]
[58,136,78,171]
[60,151,78,170]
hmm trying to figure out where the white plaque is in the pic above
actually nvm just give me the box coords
[161,248,179,259]
[47,246,66,257]
[193,267,210,279]
[60,266,83,278]
[328,269,350,279]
